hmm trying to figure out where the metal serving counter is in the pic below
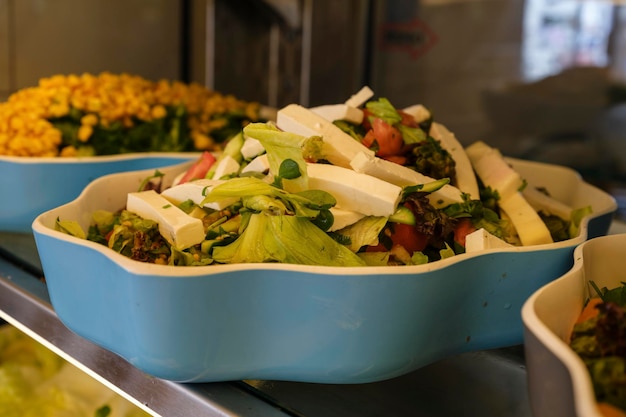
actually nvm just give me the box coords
[0,231,540,417]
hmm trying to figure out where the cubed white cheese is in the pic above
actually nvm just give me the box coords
[240,136,266,160]
[161,179,238,211]
[310,104,364,124]
[349,151,464,209]
[127,190,205,250]
[277,104,374,168]
[210,154,240,180]
[306,162,401,217]
[402,104,431,124]
[344,86,374,108]
[465,228,513,253]
[241,154,271,175]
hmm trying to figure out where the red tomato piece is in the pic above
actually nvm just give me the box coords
[390,223,429,253]
[361,117,403,157]
[453,218,477,247]
[178,151,216,184]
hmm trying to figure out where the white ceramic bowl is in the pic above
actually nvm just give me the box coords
[0,153,197,232]
[32,158,617,383]
[523,233,626,417]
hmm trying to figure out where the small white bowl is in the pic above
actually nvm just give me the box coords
[523,233,626,417]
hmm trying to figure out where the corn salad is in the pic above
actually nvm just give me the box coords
[0,72,262,157]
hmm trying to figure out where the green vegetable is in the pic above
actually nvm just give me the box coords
[570,282,626,412]
[212,213,366,266]
[388,205,416,225]
[242,122,323,192]
[335,216,388,252]
[54,218,86,239]
[365,98,402,126]
[569,205,593,238]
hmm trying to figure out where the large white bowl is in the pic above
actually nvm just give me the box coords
[32,158,617,383]
[523,233,626,417]
[0,153,197,232]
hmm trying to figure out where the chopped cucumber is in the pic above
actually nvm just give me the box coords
[389,205,415,225]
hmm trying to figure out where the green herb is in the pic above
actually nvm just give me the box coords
[95,405,111,417]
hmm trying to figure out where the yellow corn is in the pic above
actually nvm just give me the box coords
[0,72,261,157]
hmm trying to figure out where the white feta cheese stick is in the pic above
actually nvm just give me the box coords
[127,190,206,250]
[240,153,271,175]
[499,192,553,246]
[465,141,523,201]
[344,86,374,108]
[350,151,464,209]
[328,207,366,232]
[306,162,402,217]
[402,104,431,124]
[522,185,573,221]
[310,104,364,124]
[429,122,480,200]
[161,179,237,211]
[465,228,513,253]
[209,154,240,180]
[277,104,374,168]
[240,136,265,160]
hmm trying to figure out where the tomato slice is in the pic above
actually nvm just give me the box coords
[361,117,403,157]
[390,223,429,253]
[453,218,477,247]
[178,151,216,184]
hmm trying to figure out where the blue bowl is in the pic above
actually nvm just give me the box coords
[0,153,197,232]
[32,159,617,383]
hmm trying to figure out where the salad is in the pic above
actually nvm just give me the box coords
[57,87,592,267]
[571,282,626,417]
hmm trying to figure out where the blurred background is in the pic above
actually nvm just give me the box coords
[2,0,626,205]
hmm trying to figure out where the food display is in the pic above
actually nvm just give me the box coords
[523,234,626,417]
[0,324,149,417]
[0,72,266,232]
[30,89,617,383]
[0,72,263,157]
[55,88,595,267]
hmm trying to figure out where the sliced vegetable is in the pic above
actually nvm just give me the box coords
[178,151,216,184]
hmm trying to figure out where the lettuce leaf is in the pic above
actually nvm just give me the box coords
[211,213,366,266]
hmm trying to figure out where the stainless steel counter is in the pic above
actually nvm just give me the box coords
[0,231,537,417]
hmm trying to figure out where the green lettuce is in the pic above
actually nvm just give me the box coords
[212,213,366,266]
